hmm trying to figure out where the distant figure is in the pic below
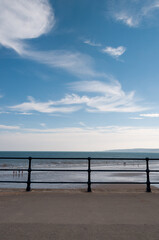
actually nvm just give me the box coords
[124,162,126,166]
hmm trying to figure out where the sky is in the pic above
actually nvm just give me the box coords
[1,0,159,151]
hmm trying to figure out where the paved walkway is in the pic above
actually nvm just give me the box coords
[0,188,159,239]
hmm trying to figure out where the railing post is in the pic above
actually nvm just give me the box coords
[26,156,32,192]
[87,157,91,192]
[146,157,151,193]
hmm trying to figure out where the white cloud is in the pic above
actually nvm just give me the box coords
[17,112,33,115]
[69,80,124,96]
[113,12,139,27]
[0,124,20,130]
[1,126,159,151]
[9,80,147,114]
[69,80,146,112]
[56,94,90,105]
[0,0,54,54]
[9,96,80,114]
[108,0,159,27]
[79,122,86,127]
[129,117,143,120]
[25,50,101,78]
[40,123,46,127]
[0,0,104,79]
[140,113,159,118]
[83,40,101,47]
[102,46,126,58]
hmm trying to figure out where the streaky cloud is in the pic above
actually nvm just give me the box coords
[0,0,104,79]
[129,117,143,120]
[107,0,159,27]
[9,96,81,114]
[8,79,147,114]
[140,113,159,118]
[69,80,147,113]
[83,39,102,47]
[0,124,20,130]
[24,50,102,78]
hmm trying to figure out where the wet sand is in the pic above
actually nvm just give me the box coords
[0,185,159,240]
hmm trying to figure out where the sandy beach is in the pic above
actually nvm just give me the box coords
[0,185,159,240]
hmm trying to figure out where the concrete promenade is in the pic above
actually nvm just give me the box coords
[0,187,159,240]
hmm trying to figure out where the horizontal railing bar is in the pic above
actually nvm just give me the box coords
[31,169,88,172]
[32,169,146,172]
[0,157,28,160]
[0,169,158,172]
[91,169,146,172]
[1,157,159,160]
[150,182,159,184]
[30,158,87,160]
[0,169,27,171]
[30,181,88,184]
[0,169,157,172]
[0,181,148,184]
[0,181,27,183]
[29,157,148,160]
[0,169,147,172]
[91,158,148,160]
[91,182,146,184]
[0,157,88,160]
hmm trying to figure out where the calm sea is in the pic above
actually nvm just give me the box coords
[0,151,159,189]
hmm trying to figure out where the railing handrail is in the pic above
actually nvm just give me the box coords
[1,156,159,192]
[1,157,159,160]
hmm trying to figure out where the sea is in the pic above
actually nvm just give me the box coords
[0,151,159,189]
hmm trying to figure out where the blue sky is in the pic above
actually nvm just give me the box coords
[1,0,159,151]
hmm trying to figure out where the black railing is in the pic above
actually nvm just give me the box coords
[0,157,159,192]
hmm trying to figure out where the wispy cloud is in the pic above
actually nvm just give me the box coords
[17,112,33,115]
[0,111,10,114]
[102,46,126,58]
[140,113,159,118]
[83,39,126,59]
[40,123,46,127]
[9,80,147,114]
[83,39,101,47]
[0,124,20,130]
[129,117,143,120]
[24,50,101,78]
[9,96,80,114]
[113,12,139,27]
[69,79,123,95]
[0,0,104,79]
[108,0,159,27]
[68,80,146,112]
[79,122,86,127]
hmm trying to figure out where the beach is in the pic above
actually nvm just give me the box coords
[1,185,159,240]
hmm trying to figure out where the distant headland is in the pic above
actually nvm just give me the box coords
[106,148,159,153]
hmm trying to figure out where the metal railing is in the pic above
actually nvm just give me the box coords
[0,156,159,192]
